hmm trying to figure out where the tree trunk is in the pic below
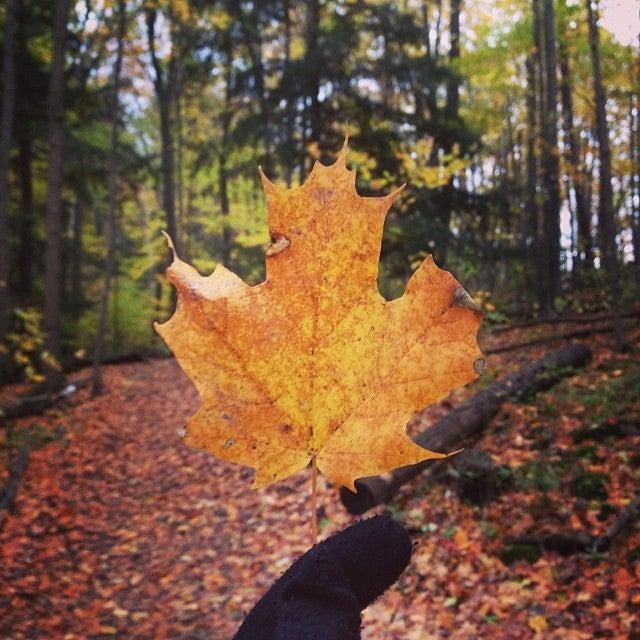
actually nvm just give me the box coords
[434,0,443,60]
[340,344,593,514]
[0,0,19,341]
[283,0,295,187]
[17,119,33,300]
[421,0,432,58]
[44,0,72,374]
[437,0,463,266]
[538,0,561,315]
[525,55,538,281]
[146,9,180,255]
[70,196,84,309]
[238,2,272,175]
[176,92,185,255]
[630,94,640,281]
[219,31,233,268]
[306,0,321,161]
[445,0,461,119]
[586,0,627,351]
[91,0,126,396]
[531,0,546,309]
[558,40,592,272]
[159,101,178,244]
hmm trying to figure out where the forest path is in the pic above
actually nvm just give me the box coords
[1,327,639,639]
[0,359,345,639]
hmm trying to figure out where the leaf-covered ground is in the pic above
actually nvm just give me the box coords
[1,323,639,639]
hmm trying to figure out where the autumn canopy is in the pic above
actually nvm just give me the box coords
[156,145,483,490]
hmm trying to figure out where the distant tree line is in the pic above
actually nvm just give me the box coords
[0,0,637,387]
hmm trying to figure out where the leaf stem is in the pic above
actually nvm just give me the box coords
[311,455,318,546]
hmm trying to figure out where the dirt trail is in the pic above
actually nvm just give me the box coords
[0,360,342,639]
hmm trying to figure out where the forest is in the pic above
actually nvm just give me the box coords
[1,0,639,638]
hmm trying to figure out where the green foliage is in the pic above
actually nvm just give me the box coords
[1,423,66,454]
[1,308,59,384]
[513,460,560,492]
[499,543,541,565]
[570,471,608,501]
[75,278,163,357]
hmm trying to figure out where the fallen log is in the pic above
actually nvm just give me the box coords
[1,376,89,421]
[488,308,640,334]
[484,319,638,355]
[340,343,592,515]
[504,493,640,556]
[68,348,169,372]
[1,350,169,421]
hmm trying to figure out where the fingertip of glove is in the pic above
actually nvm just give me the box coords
[326,514,413,608]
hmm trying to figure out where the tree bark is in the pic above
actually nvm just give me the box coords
[525,55,538,275]
[237,2,272,175]
[218,29,233,268]
[146,9,180,256]
[421,0,432,58]
[305,0,321,162]
[531,0,546,309]
[44,0,73,373]
[434,0,443,60]
[340,344,592,514]
[0,0,19,341]
[558,40,592,271]
[630,94,640,281]
[283,0,295,187]
[91,0,126,397]
[436,0,463,266]
[445,0,461,120]
[538,0,561,315]
[17,119,33,300]
[70,196,84,309]
[585,0,627,351]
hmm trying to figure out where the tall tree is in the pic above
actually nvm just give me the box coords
[525,54,538,274]
[92,0,126,396]
[218,21,233,268]
[305,0,321,161]
[438,0,463,266]
[585,0,627,350]
[631,93,640,279]
[44,0,72,371]
[531,0,546,309]
[17,118,33,300]
[0,0,19,341]
[538,0,561,315]
[558,39,591,271]
[145,7,180,256]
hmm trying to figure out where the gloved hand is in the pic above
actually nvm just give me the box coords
[233,515,412,640]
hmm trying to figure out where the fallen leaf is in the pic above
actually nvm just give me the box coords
[612,567,635,593]
[156,144,482,489]
[528,614,548,634]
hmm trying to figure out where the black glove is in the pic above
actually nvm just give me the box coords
[233,514,412,640]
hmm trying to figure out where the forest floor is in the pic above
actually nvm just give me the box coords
[1,320,639,639]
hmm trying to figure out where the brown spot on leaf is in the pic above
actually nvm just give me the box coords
[474,358,486,375]
[452,286,482,314]
[265,232,290,257]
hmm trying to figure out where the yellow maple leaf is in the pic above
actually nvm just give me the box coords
[155,144,483,490]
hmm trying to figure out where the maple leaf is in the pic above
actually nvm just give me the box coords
[155,144,483,490]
